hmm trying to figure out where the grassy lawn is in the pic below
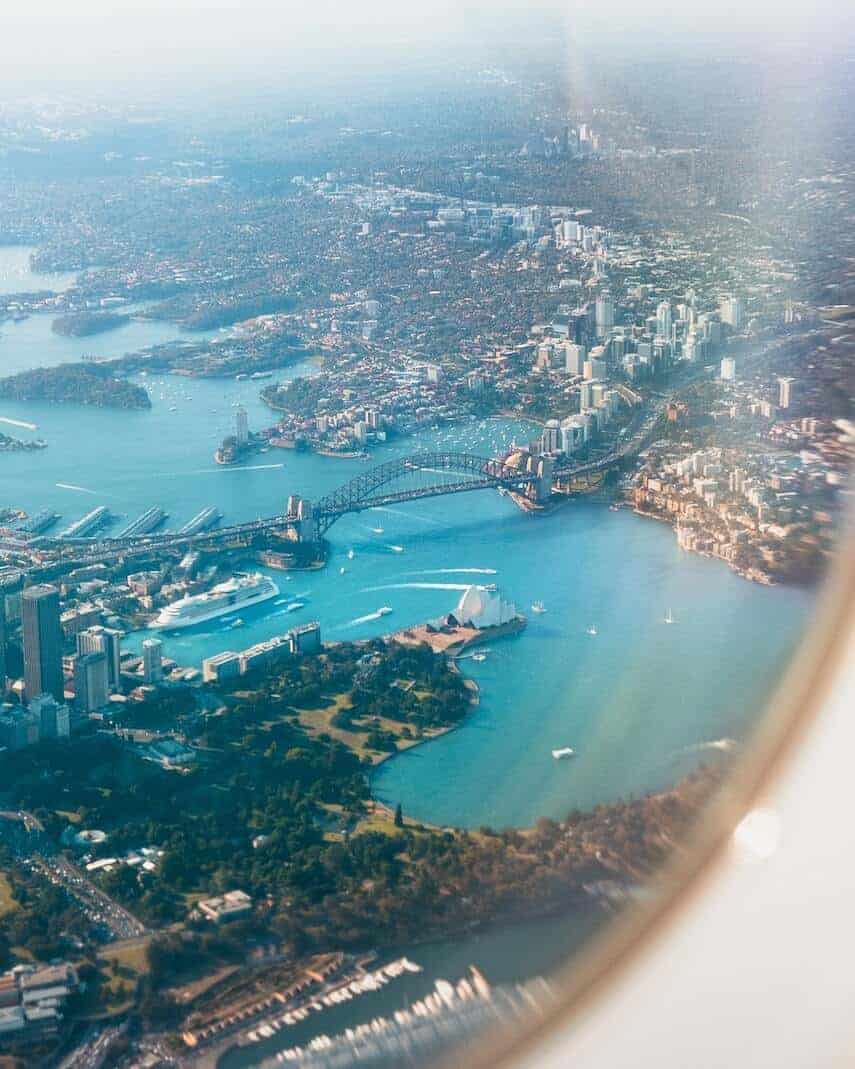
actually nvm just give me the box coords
[0,872,18,918]
[297,694,440,764]
[86,939,152,1016]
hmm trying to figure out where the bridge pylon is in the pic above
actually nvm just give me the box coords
[286,496,319,543]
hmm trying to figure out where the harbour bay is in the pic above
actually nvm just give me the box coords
[0,280,813,832]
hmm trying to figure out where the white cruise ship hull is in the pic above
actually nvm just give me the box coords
[152,582,279,630]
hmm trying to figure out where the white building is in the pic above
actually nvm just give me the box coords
[656,301,672,340]
[564,342,586,375]
[142,638,163,683]
[455,586,518,629]
[720,357,737,381]
[719,295,744,330]
[778,377,797,409]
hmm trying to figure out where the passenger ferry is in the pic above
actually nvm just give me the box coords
[152,573,278,630]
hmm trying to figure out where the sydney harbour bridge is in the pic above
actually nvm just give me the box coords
[35,429,652,570]
[35,399,662,572]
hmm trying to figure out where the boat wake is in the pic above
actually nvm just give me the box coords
[55,482,99,495]
[344,609,393,627]
[403,567,497,576]
[363,582,472,593]
[682,738,738,755]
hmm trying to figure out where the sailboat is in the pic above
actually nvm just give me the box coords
[664,608,675,625]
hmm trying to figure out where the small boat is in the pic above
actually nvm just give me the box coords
[347,549,355,560]
[552,747,575,760]
[471,652,487,662]
[230,618,244,628]
[284,601,305,613]
[664,607,675,624]
[531,600,546,614]
[339,566,347,575]
[587,624,598,636]
[388,544,404,553]
[376,606,393,617]
[371,526,384,534]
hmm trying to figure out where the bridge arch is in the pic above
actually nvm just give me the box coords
[313,451,539,534]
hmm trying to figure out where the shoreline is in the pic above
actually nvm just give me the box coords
[630,502,785,587]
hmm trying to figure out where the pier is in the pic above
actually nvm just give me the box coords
[115,506,168,539]
[177,506,222,537]
[59,506,112,539]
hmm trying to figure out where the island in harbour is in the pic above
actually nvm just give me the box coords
[0,430,47,453]
[51,310,130,337]
[0,363,151,409]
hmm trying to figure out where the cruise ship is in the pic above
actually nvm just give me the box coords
[152,573,279,630]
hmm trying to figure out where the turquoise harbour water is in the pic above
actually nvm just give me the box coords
[0,278,813,829]
[0,246,817,1067]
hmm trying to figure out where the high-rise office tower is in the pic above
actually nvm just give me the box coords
[74,652,109,713]
[22,584,64,701]
[142,637,163,683]
[30,694,70,739]
[564,342,586,376]
[656,301,672,340]
[778,377,797,410]
[77,626,122,692]
[594,296,614,338]
[719,295,744,330]
[236,406,249,445]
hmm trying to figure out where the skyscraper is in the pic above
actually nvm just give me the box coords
[563,342,586,375]
[236,406,249,445]
[77,626,122,692]
[22,584,63,702]
[30,694,70,739]
[594,296,614,338]
[656,301,672,340]
[142,638,163,683]
[74,652,109,713]
[719,295,744,330]
[778,377,797,410]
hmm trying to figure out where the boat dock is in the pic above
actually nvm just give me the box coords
[115,506,168,539]
[60,506,112,539]
[16,509,60,536]
[178,506,223,536]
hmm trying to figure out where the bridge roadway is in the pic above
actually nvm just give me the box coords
[35,409,664,570]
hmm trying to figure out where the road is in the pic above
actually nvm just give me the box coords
[0,811,147,941]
